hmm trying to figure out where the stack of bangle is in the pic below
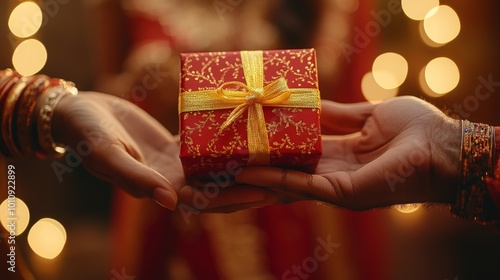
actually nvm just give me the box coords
[0,69,78,159]
[452,120,499,227]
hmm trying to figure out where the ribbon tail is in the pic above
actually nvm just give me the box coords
[247,103,270,165]
[219,103,248,133]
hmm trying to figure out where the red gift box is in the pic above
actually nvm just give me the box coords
[179,49,322,179]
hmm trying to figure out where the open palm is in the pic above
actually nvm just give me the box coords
[237,96,461,210]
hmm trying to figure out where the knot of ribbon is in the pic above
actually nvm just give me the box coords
[179,50,320,165]
[217,78,291,132]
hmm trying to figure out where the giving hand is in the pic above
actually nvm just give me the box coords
[52,92,275,211]
[52,92,181,209]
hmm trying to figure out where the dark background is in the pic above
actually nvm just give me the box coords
[1,0,499,279]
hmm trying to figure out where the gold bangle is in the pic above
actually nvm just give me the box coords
[12,76,39,155]
[1,77,29,156]
[16,76,49,155]
[0,69,14,88]
[0,71,20,156]
[0,72,20,98]
[36,84,78,159]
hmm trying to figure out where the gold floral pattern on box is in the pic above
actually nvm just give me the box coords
[179,49,322,178]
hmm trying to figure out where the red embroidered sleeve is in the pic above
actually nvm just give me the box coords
[486,126,500,214]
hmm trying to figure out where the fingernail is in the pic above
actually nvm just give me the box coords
[153,188,177,210]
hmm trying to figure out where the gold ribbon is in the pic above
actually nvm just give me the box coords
[179,50,320,165]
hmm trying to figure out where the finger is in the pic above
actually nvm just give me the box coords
[204,198,281,213]
[84,144,178,210]
[204,203,265,213]
[176,184,280,212]
[100,93,177,144]
[236,163,402,210]
[237,166,391,210]
[236,167,334,203]
[321,100,375,134]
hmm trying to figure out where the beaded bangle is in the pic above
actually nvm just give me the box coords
[0,69,79,158]
[36,83,78,159]
[452,120,499,226]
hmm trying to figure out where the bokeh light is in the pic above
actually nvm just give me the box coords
[423,5,461,45]
[419,21,445,48]
[419,66,435,97]
[28,218,67,259]
[394,203,422,214]
[372,52,408,89]
[0,198,30,235]
[8,1,43,38]
[12,39,47,76]
[361,72,398,102]
[402,0,439,21]
[423,57,460,96]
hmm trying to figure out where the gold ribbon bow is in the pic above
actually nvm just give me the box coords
[179,50,320,165]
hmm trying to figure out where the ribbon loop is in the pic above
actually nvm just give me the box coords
[218,76,291,134]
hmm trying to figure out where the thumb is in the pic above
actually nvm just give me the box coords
[84,145,178,210]
[321,100,375,134]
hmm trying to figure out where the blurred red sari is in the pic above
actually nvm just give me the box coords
[109,1,389,279]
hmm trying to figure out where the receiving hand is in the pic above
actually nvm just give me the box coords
[236,96,461,210]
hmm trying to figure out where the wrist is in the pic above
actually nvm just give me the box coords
[430,117,461,204]
[50,93,77,146]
